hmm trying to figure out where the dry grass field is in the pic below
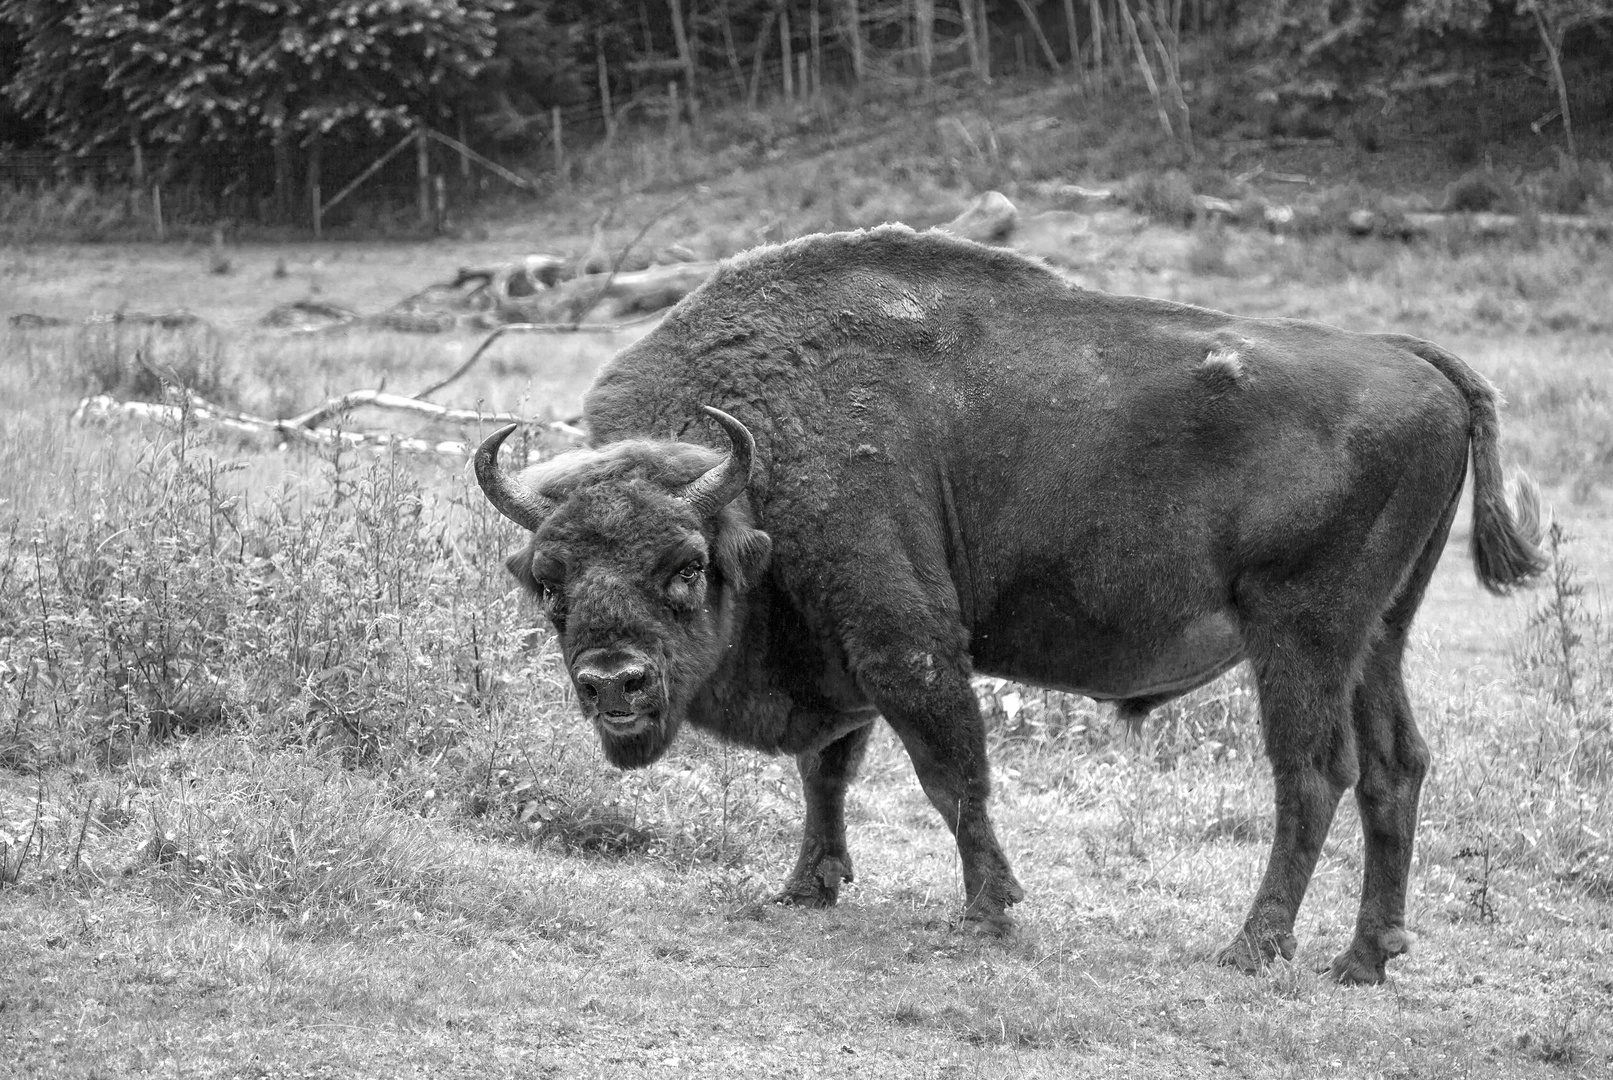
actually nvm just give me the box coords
[2,158,1611,1078]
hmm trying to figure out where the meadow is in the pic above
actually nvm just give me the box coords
[2,156,1612,1078]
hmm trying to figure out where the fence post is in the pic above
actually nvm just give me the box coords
[552,106,565,178]
[309,133,322,238]
[416,129,431,228]
[668,81,680,147]
[153,184,165,242]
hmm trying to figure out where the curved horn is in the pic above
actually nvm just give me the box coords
[681,406,756,517]
[474,424,548,530]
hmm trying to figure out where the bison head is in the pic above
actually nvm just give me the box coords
[475,408,772,768]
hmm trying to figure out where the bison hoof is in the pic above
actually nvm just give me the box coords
[772,856,852,909]
[1324,928,1415,985]
[960,909,1017,937]
[1215,928,1298,974]
[961,874,1025,929]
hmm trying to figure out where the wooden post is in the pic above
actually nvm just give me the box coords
[131,139,145,185]
[780,7,793,100]
[416,129,431,227]
[153,183,165,241]
[1016,33,1026,74]
[597,31,616,142]
[309,133,322,238]
[551,106,565,177]
[456,115,472,180]
[434,174,446,230]
[668,81,680,145]
[797,53,808,100]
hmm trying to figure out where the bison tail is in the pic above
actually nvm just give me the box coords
[1403,338,1548,595]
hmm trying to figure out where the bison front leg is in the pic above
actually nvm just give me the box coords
[774,723,874,908]
[875,665,1024,929]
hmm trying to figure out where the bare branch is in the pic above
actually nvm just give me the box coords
[570,193,695,329]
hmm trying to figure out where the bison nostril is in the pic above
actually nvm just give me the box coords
[577,680,599,701]
[622,673,646,695]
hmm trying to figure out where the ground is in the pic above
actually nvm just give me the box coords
[2,94,1611,1078]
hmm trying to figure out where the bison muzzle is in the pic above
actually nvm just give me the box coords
[476,225,1544,984]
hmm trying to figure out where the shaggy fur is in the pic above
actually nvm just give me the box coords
[487,224,1544,983]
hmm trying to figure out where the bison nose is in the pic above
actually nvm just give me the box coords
[575,664,651,717]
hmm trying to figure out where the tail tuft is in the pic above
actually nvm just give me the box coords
[1472,473,1547,595]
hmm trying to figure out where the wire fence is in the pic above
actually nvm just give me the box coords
[0,60,867,230]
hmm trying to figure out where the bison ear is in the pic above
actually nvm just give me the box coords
[504,546,541,595]
[712,509,771,593]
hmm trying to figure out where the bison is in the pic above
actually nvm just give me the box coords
[475,225,1543,984]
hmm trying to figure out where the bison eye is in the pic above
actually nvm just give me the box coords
[677,561,705,584]
[539,583,568,619]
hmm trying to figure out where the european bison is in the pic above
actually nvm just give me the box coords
[476,225,1543,983]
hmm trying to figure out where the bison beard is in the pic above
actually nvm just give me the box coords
[476,225,1544,984]
[596,715,677,769]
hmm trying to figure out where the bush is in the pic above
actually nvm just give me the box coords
[1117,169,1197,225]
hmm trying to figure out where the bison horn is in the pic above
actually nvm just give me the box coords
[474,424,548,531]
[681,406,756,517]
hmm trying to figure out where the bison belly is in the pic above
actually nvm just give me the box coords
[971,599,1243,704]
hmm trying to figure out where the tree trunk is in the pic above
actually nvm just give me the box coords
[1529,3,1577,160]
[1117,0,1171,137]
[842,0,866,83]
[1088,0,1105,84]
[977,0,992,81]
[916,0,935,87]
[720,1,744,83]
[780,6,794,99]
[597,31,617,141]
[959,0,985,81]
[1137,0,1191,152]
[811,0,823,94]
[667,0,700,121]
[748,7,779,107]
[1013,0,1062,72]
[1063,0,1080,69]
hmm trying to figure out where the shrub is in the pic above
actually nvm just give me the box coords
[1441,170,1520,214]
[1117,170,1197,225]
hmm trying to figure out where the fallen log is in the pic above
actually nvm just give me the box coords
[73,391,585,458]
[285,389,527,431]
[1395,211,1613,240]
[936,191,1019,245]
[491,261,716,324]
